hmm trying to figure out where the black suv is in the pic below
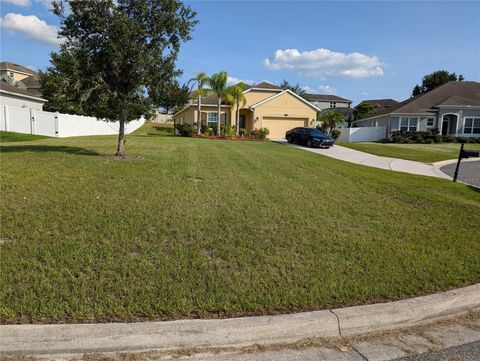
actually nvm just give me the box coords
[285,127,334,148]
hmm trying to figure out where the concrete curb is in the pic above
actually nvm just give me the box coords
[433,158,480,188]
[1,284,479,358]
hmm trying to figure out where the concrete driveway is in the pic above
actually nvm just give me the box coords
[274,140,451,179]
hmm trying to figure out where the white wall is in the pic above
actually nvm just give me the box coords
[0,92,45,110]
[0,105,145,137]
[336,126,387,142]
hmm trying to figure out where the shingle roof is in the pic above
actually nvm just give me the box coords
[359,99,398,108]
[372,81,480,117]
[0,61,38,76]
[319,107,354,121]
[0,80,46,100]
[251,81,282,90]
[21,75,41,88]
[305,93,352,103]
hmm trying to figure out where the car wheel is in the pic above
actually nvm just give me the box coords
[306,139,313,148]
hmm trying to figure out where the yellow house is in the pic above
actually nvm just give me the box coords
[173,82,319,139]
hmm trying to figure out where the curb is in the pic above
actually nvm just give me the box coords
[433,158,480,188]
[1,284,479,358]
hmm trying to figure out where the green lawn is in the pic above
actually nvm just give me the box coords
[1,124,479,324]
[337,142,480,163]
[0,131,49,143]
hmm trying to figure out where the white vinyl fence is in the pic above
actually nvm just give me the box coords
[336,126,387,142]
[0,105,145,138]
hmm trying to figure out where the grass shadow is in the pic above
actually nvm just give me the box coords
[467,185,480,193]
[0,145,101,156]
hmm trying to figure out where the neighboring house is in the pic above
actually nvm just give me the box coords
[352,81,480,138]
[318,107,355,128]
[356,98,399,116]
[174,81,319,139]
[0,81,46,110]
[305,94,352,110]
[0,61,41,96]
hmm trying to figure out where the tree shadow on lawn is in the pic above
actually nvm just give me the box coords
[0,145,101,156]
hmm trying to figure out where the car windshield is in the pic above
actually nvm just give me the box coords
[307,128,326,136]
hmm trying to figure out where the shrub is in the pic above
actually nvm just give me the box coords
[330,129,341,140]
[220,125,236,138]
[442,135,455,143]
[250,127,270,140]
[175,123,195,137]
[239,128,250,137]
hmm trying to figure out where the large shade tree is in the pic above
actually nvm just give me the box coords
[208,71,228,135]
[188,72,211,135]
[412,70,465,96]
[41,0,197,156]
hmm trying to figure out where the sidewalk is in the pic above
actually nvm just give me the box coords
[274,141,451,179]
[1,284,478,359]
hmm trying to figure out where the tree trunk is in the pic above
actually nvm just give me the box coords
[217,98,221,136]
[236,102,240,136]
[116,119,126,156]
[197,96,202,135]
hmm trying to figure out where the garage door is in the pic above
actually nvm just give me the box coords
[262,117,307,139]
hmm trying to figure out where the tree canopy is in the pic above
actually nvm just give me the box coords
[412,70,464,96]
[318,111,344,134]
[40,0,197,155]
[353,102,375,120]
[280,80,307,98]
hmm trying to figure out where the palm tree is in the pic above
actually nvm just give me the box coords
[188,72,210,135]
[225,83,246,136]
[208,71,229,135]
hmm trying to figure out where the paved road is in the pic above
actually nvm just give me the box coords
[440,161,480,188]
[395,340,480,361]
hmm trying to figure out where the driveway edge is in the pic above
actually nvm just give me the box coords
[1,284,479,358]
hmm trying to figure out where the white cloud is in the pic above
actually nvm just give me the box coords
[227,76,255,86]
[264,48,384,80]
[361,91,369,96]
[302,85,337,95]
[0,13,60,46]
[2,0,32,7]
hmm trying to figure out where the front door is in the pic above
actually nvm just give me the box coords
[442,119,449,135]
[239,115,246,129]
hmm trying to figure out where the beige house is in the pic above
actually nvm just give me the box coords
[174,82,319,139]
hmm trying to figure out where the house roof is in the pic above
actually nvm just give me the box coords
[319,107,354,121]
[305,93,352,103]
[21,75,41,88]
[358,98,399,108]
[250,89,321,112]
[0,61,38,76]
[250,81,282,90]
[0,80,46,101]
[369,81,480,118]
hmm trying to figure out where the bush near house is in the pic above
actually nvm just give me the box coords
[177,123,270,141]
[388,130,480,144]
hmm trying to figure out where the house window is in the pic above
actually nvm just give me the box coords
[330,101,336,108]
[207,113,218,127]
[426,118,435,128]
[464,117,480,134]
[400,117,418,132]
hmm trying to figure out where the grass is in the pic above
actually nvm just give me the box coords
[337,141,480,163]
[0,131,49,143]
[1,124,479,323]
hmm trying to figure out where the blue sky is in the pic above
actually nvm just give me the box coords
[1,0,479,104]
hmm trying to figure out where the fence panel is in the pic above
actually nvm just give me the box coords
[337,126,386,142]
[0,105,5,131]
[33,110,57,136]
[8,107,32,134]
